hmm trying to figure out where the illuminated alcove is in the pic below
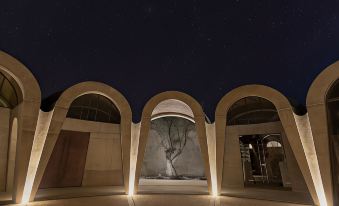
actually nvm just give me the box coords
[138,99,208,194]
[326,80,339,206]
[221,96,312,204]
[36,94,124,200]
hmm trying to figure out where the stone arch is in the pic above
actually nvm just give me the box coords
[0,51,40,102]
[307,61,339,206]
[29,81,131,201]
[215,84,318,204]
[0,51,41,203]
[133,91,212,194]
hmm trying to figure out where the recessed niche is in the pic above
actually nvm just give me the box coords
[139,116,207,194]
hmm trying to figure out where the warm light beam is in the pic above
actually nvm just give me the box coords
[206,123,218,197]
[129,123,141,196]
[294,114,328,206]
[21,111,52,203]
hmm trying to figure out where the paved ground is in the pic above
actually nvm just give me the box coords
[221,188,313,205]
[1,194,313,206]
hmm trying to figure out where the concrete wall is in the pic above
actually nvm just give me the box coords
[0,107,10,192]
[83,132,123,186]
[61,118,124,187]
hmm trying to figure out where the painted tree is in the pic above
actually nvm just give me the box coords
[151,117,195,177]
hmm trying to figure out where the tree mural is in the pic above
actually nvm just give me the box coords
[141,116,205,180]
[150,117,195,178]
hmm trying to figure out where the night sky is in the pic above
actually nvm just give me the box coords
[1,1,339,121]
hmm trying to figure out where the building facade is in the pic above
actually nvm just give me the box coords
[0,50,338,206]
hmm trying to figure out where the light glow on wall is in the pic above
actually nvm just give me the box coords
[21,111,53,203]
[151,113,195,123]
[294,114,328,206]
[6,118,18,192]
[206,123,218,197]
[128,123,141,196]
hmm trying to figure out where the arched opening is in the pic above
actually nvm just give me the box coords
[0,71,22,201]
[0,72,19,109]
[66,94,121,123]
[227,97,289,189]
[0,51,41,204]
[222,96,311,203]
[267,141,282,148]
[138,99,208,194]
[326,80,339,205]
[239,134,286,188]
[37,94,124,200]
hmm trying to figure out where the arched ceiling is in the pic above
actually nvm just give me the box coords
[151,99,194,121]
[0,71,20,109]
[227,96,280,125]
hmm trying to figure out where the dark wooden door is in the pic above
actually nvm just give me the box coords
[39,130,90,188]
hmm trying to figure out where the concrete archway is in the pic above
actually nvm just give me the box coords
[0,51,41,203]
[307,61,339,206]
[215,84,318,204]
[133,91,212,194]
[29,81,132,201]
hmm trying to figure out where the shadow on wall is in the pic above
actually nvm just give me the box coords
[141,117,206,180]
